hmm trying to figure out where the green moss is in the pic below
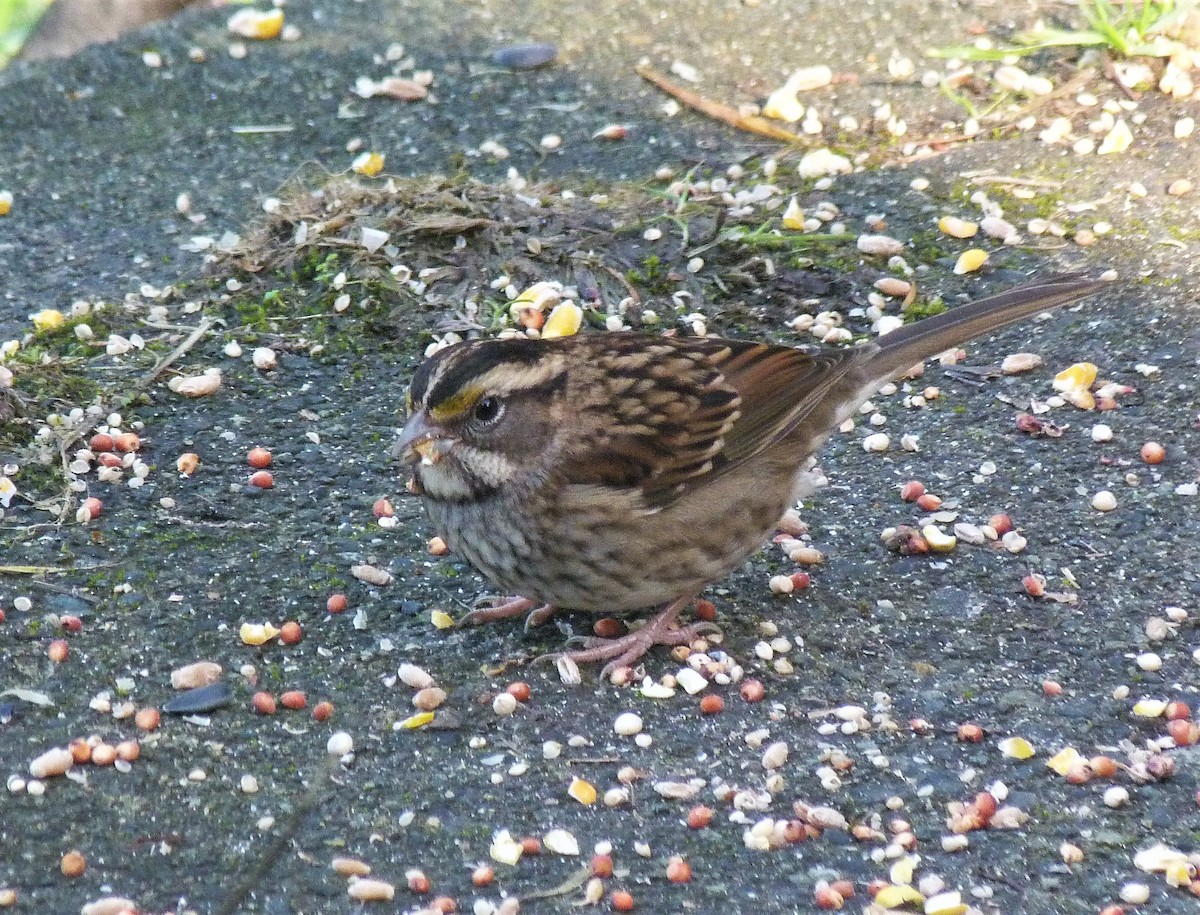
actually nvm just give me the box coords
[903,298,949,322]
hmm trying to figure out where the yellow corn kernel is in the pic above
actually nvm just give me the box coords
[227,8,284,39]
[352,152,385,177]
[1045,746,1082,776]
[952,249,988,274]
[938,216,978,239]
[541,302,583,339]
[239,622,280,645]
[998,736,1036,760]
[782,197,805,230]
[567,777,597,805]
[31,309,65,332]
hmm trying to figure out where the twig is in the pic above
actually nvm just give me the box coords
[215,756,334,915]
[603,266,641,306]
[965,175,1065,189]
[135,317,215,391]
[635,64,804,144]
[519,866,593,902]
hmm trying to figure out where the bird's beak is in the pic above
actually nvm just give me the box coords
[394,413,457,466]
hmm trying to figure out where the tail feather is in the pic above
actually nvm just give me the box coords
[861,274,1106,385]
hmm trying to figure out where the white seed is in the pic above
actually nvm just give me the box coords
[614,712,643,736]
[1060,841,1084,864]
[543,829,580,855]
[603,787,629,807]
[413,687,447,711]
[856,234,904,256]
[347,878,395,901]
[29,747,73,779]
[1091,424,1113,443]
[326,732,353,756]
[1103,786,1130,808]
[862,432,890,453]
[492,693,518,716]
[675,667,708,695]
[1001,531,1027,554]
[941,834,969,852]
[397,663,434,690]
[252,347,278,370]
[768,575,793,595]
[761,741,788,770]
[1135,652,1162,672]
[1092,490,1117,511]
[1119,883,1150,904]
[1000,352,1042,375]
[171,371,222,398]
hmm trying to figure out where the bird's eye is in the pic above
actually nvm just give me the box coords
[471,396,503,425]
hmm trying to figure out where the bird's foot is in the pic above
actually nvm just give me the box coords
[540,595,720,681]
[459,596,558,630]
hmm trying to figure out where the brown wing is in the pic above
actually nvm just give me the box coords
[563,335,860,510]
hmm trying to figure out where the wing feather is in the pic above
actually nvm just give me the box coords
[562,336,862,510]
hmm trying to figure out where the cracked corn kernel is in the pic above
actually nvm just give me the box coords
[31,309,65,332]
[227,8,284,39]
[873,885,923,908]
[568,777,597,805]
[782,197,805,229]
[431,609,454,629]
[938,216,978,239]
[952,249,988,274]
[1046,746,1083,776]
[351,152,385,176]
[1132,698,1166,717]
[998,737,1035,759]
[239,622,280,645]
[1053,362,1098,392]
[397,711,434,729]
[541,302,583,338]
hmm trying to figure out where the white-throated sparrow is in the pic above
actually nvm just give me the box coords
[397,275,1104,676]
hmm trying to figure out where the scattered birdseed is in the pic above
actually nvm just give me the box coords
[998,737,1035,760]
[1135,652,1162,672]
[1092,490,1117,512]
[952,249,988,274]
[613,712,642,736]
[347,878,395,902]
[543,829,580,855]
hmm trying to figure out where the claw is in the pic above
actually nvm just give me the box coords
[459,596,558,630]
[537,594,719,681]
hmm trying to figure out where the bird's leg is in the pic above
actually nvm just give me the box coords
[459,596,559,629]
[541,594,720,681]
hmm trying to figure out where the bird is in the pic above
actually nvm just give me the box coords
[395,275,1105,678]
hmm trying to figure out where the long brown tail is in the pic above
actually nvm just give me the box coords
[859,274,1107,385]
